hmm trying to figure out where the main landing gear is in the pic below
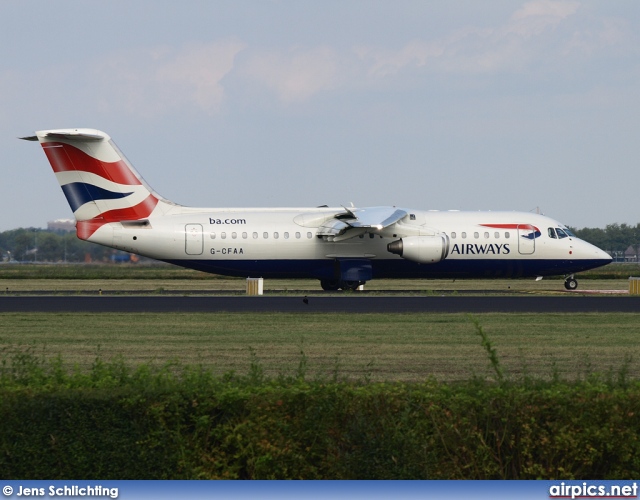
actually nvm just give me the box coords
[564,275,578,291]
[320,279,364,291]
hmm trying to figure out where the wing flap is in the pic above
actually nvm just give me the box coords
[348,207,407,229]
[317,206,408,241]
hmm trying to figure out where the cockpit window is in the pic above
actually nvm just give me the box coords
[548,228,557,239]
[556,228,568,239]
[564,228,575,237]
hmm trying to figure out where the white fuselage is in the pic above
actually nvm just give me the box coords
[91,206,610,281]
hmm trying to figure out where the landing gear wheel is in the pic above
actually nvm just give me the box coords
[340,280,362,291]
[564,278,578,290]
[320,279,341,291]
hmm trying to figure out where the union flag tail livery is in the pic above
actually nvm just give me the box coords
[23,128,612,291]
[23,129,166,240]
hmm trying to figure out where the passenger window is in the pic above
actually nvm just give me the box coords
[242,232,247,239]
[474,232,479,239]
[484,232,489,239]
[295,232,301,239]
[548,228,557,239]
[451,232,456,239]
[505,232,510,238]
[274,232,279,239]
[462,232,467,239]
[263,232,268,239]
[369,233,375,238]
[284,232,289,239]
[210,232,216,239]
[253,232,258,239]
[494,232,499,239]
[221,232,226,239]
[232,232,237,239]
[307,232,312,239]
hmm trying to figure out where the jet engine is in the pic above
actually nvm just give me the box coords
[387,235,450,264]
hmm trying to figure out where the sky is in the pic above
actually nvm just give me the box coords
[1,1,639,231]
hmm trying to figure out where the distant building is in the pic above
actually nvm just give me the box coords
[47,219,75,232]
[624,245,639,263]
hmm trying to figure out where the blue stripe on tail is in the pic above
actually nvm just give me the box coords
[61,183,134,213]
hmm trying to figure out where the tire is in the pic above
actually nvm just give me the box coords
[340,280,362,291]
[564,278,578,290]
[320,279,341,291]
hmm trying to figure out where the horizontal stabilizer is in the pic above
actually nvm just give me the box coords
[46,131,104,141]
[21,130,106,142]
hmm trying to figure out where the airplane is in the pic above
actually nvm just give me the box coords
[22,128,612,291]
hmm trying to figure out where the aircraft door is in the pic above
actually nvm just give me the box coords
[185,224,204,255]
[517,224,536,255]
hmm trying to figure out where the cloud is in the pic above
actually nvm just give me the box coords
[370,2,633,82]
[236,1,634,104]
[93,41,246,116]
[356,39,446,78]
[242,46,338,103]
[508,0,580,38]
[7,1,631,115]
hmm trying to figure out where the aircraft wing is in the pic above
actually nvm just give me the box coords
[317,206,407,241]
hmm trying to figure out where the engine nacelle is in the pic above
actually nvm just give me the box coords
[387,235,449,264]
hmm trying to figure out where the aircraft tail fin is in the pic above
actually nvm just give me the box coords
[22,129,171,239]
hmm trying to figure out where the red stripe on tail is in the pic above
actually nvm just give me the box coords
[76,194,159,240]
[43,142,142,185]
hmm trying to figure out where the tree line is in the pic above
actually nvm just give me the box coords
[570,223,640,257]
[1,224,638,263]
[0,228,124,263]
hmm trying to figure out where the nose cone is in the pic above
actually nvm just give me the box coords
[576,239,612,269]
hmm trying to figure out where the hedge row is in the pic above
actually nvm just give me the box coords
[2,368,640,479]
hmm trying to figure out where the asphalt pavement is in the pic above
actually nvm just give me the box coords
[0,295,638,313]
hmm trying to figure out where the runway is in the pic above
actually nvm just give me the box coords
[0,295,639,313]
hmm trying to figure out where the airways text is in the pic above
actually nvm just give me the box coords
[451,243,510,255]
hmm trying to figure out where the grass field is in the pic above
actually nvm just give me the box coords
[0,262,638,294]
[0,278,631,293]
[2,312,639,382]
[1,264,638,383]
[0,275,633,294]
